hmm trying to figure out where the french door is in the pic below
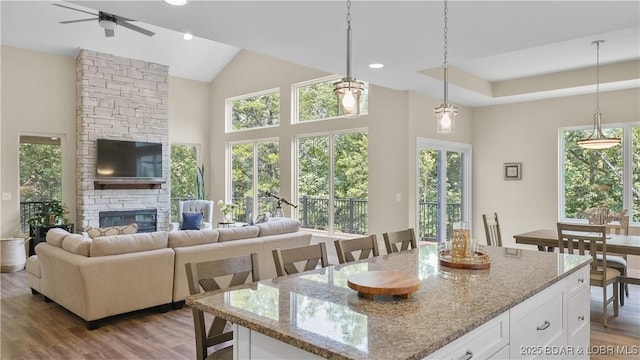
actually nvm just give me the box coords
[417,139,471,242]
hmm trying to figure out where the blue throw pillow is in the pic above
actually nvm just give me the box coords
[181,212,202,230]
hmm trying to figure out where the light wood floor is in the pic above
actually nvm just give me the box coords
[2,269,638,359]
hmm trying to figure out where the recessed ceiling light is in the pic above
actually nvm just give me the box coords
[369,63,384,69]
[164,0,187,6]
[183,33,193,40]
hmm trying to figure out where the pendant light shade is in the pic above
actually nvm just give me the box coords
[434,0,457,134]
[333,0,365,117]
[578,40,620,150]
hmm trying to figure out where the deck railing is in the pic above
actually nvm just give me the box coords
[20,198,461,240]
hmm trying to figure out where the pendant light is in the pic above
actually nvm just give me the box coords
[434,0,457,134]
[333,0,365,117]
[577,40,621,150]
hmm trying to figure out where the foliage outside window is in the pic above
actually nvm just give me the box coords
[294,76,368,123]
[170,144,198,222]
[19,136,63,233]
[297,130,368,234]
[230,140,280,223]
[561,124,639,223]
[227,89,280,132]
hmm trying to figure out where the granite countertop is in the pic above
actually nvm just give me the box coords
[187,244,591,360]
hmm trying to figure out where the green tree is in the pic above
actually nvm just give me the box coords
[231,92,280,130]
[20,143,62,202]
[170,144,198,222]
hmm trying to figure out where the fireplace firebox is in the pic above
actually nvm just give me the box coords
[99,209,157,233]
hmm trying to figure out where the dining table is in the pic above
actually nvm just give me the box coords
[514,229,640,286]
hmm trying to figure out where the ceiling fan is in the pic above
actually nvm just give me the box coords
[54,3,155,37]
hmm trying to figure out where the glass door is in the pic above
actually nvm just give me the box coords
[417,139,471,243]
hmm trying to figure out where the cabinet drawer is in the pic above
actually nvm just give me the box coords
[510,281,566,359]
[567,287,590,359]
[566,267,589,299]
[425,311,509,360]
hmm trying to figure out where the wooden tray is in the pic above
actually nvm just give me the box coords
[347,271,420,299]
[439,249,491,270]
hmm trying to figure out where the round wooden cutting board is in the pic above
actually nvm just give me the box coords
[347,271,420,300]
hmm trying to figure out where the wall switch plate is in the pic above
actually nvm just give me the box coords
[2,192,11,201]
[396,193,401,202]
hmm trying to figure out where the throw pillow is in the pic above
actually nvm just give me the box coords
[181,212,202,230]
[85,223,139,239]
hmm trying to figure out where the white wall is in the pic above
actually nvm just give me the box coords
[0,46,76,237]
[0,46,211,237]
[472,88,640,246]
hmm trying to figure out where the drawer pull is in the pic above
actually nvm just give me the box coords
[577,278,584,284]
[578,315,584,321]
[536,320,550,331]
[456,350,473,360]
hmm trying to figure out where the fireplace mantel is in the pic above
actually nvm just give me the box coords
[94,179,165,190]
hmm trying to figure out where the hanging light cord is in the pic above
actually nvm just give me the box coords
[346,0,352,80]
[595,41,600,113]
[443,0,449,104]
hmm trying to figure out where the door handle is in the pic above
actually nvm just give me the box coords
[536,320,550,331]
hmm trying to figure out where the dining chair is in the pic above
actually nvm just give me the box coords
[382,228,417,254]
[334,235,380,264]
[482,213,502,247]
[604,214,630,306]
[272,243,329,276]
[556,222,619,327]
[585,208,630,306]
[185,253,260,360]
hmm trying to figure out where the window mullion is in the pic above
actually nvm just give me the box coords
[328,134,335,234]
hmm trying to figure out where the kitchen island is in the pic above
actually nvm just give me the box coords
[187,244,591,359]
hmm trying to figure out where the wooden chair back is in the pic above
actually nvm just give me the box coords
[334,235,380,264]
[185,253,260,360]
[606,214,629,235]
[382,228,417,254]
[556,222,619,326]
[272,243,329,276]
[482,213,502,247]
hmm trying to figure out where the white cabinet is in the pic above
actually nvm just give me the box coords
[425,311,509,360]
[510,280,566,359]
[567,267,590,360]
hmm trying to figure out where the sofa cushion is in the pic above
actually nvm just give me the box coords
[90,231,168,257]
[257,218,301,237]
[168,229,220,248]
[181,213,202,230]
[217,226,259,242]
[62,233,92,256]
[85,223,139,239]
[45,228,68,247]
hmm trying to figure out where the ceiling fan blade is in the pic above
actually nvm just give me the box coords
[117,21,155,37]
[53,3,98,17]
[105,28,115,37]
[60,18,98,24]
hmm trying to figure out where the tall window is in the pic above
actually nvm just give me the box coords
[296,130,368,234]
[170,144,199,222]
[293,76,368,123]
[19,135,63,233]
[227,89,280,132]
[560,123,638,223]
[230,140,280,222]
[417,139,471,242]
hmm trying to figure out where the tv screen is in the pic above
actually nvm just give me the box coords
[96,139,163,178]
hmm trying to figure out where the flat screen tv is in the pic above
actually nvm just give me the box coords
[96,139,163,178]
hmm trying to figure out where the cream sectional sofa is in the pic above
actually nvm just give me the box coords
[26,219,311,329]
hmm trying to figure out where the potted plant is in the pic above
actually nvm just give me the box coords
[28,200,69,229]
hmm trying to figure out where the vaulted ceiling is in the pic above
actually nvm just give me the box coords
[2,1,639,107]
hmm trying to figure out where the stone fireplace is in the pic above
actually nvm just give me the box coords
[75,49,170,232]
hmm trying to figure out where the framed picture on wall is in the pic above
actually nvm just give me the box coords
[504,163,522,180]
